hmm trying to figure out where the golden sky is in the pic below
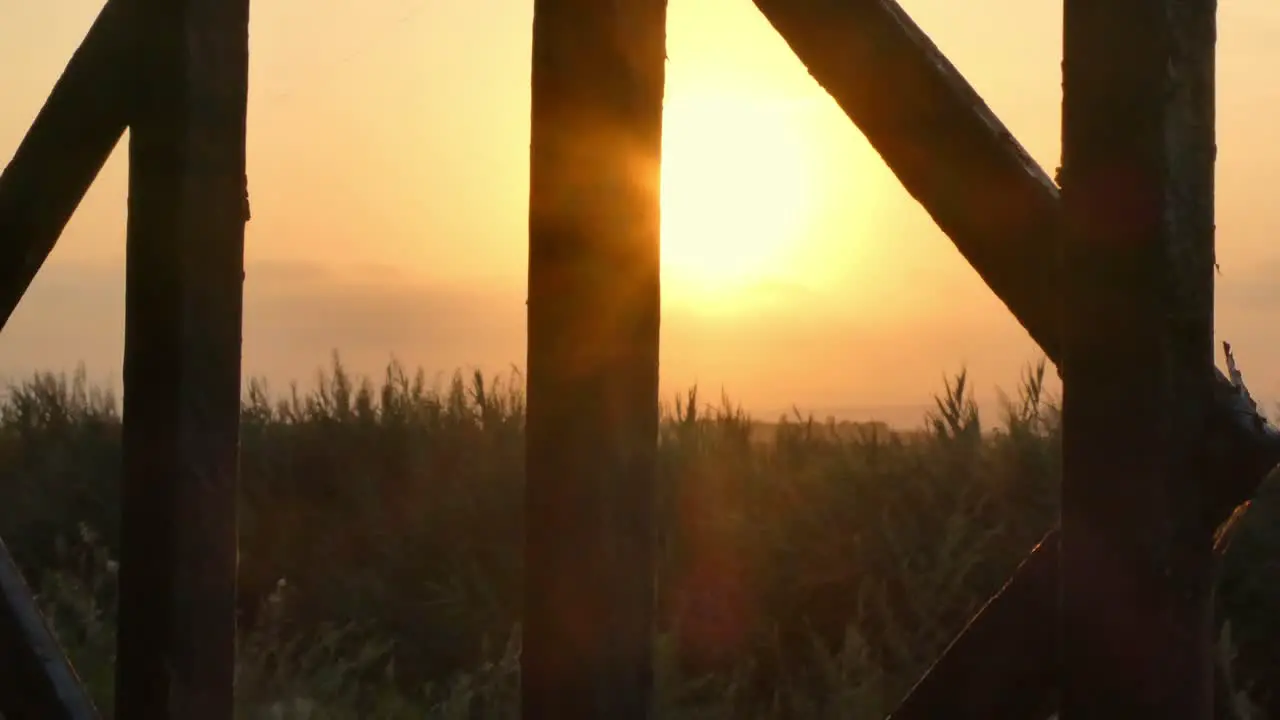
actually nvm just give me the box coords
[3,0,1280,425]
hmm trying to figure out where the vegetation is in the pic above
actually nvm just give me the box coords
[1,356,1277,718]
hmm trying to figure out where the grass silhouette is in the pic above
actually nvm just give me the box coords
[2,356,1274,717]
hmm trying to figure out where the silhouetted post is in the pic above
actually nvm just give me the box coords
[0,0,132,331]
[1059,1,1217,717]
[524,0,666,717]
[114,0,250,716]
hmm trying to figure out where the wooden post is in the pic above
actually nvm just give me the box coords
[113,0,249,716]
[0,0,132,331]
[1059,0,1217,717]
[524,0,666,717]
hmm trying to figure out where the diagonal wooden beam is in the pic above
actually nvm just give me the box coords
[749,0,1278,524]
[889,530,1058,720]
[748,0,1269,716]
[0,0,132,332]
[752,0,1061,356]
[0,537,99,719]
[113,0,249,716]
[891,527,1246,720]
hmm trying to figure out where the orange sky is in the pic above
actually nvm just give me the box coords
[3,0,1280,425]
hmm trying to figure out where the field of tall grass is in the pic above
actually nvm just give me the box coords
[3,355,1279,718]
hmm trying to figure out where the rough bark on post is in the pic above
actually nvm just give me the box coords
[114,0,250,716]
[523,1,666,718]
[0,0,132,331]
[1059,0,1217,716]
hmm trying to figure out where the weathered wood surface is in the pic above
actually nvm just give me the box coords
[523,0,666,718]
[114,0,250,716]
[1059,0,1218,716]
[750,0,1280,518]
[0,538,99,719]
[0,0,131,331]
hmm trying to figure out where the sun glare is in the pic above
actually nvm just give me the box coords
[660,91,817,312]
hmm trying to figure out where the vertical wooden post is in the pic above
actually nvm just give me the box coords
[114,0,249,716]
[524,1,666,718]
[1059,0,1217,717]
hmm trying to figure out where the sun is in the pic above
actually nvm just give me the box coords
[660,90,816,312]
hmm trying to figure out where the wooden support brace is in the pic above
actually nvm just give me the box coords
[523,0,666,718]
[750,0,1278,521]
[0,0,132,331]
[0,537,99,719]
[113,0,249,717]
[749,0,1256,716]
[888,530,1058,720]
[750,0,1061,357]
[891,525,1245,720]
[1058,1,1218,715]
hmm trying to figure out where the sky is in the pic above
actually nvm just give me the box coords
[3,0,1280,426]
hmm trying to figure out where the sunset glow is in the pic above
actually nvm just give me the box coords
[660,90,818,311]
[4,0,1280,415]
